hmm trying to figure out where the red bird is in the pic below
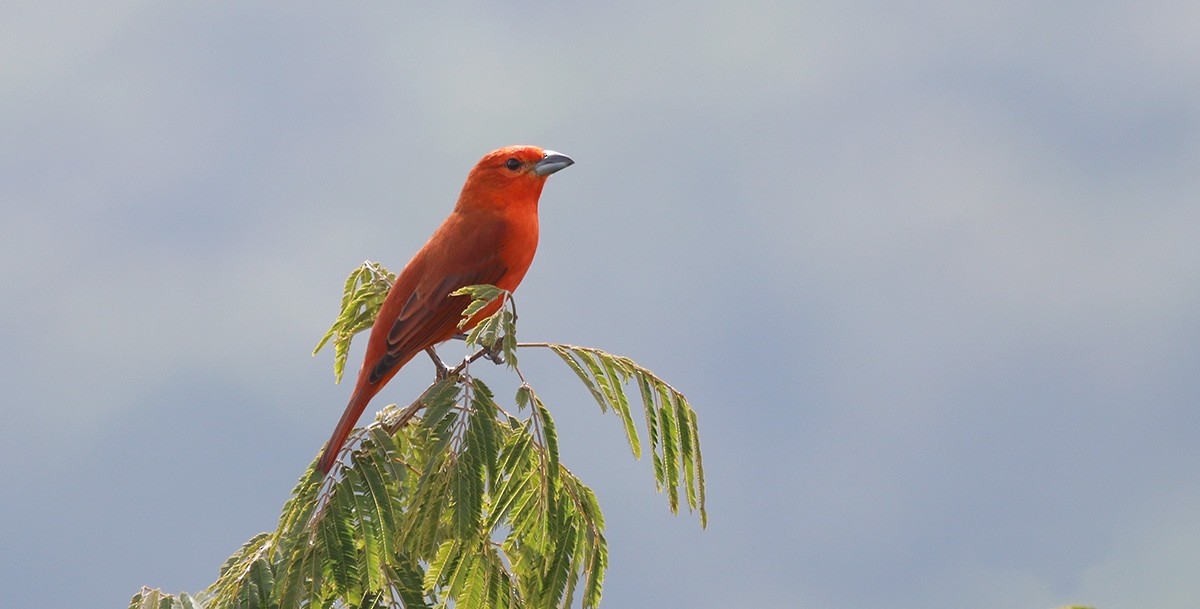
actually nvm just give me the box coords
[317,146,573,474]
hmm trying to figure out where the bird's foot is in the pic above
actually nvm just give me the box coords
[480,342,506,366]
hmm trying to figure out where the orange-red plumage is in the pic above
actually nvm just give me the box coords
[316,146,573,474]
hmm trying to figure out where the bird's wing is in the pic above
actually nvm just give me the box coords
[367,255,508,383]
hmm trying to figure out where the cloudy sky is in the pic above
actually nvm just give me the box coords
[3,2,1199,608]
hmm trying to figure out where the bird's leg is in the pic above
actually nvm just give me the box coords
[425,347,452,380]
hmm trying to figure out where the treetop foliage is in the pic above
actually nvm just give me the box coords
[133,261,705,609]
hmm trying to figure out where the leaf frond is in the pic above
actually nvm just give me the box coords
[529,343,707,525]
[142,266,708,609]
[313,261,397,383]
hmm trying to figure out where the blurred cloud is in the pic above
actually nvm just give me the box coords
[2,2,1198,608]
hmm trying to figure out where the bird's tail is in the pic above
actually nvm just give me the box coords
[316,385,376,474]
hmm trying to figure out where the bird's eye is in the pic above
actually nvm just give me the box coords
[505,158,521,171]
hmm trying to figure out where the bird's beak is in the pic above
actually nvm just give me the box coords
[533,151,574,177]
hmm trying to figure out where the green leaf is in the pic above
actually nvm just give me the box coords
[566,471,606,532]
[482,546,519,609]
[486,421,536,532]
[452,446,485,539]
[273,541,312,609]
[385,558,431,609]
[462,314,491,349]
[343,468,385,592]
[687,406,709,528]
[312,265,367,355]
[128,588,180,609]
[325,480,363,600]
[455,290,521,369]
[509,460,546,523]
[534,395,559,488]
[514,384,532,411]
[458,550,490,609]
[424,540,458,595]
[178,592,205,609]
[205,532,272,608]
[542,513,577,609]
[601,357,641,460]
[417,379,462,435]
[444,548,477,606]
[671,391,697,512]
[549,346,607,411]
[314,262,397,384]
[451,284,506,329]
[502,324,519,368]
[154,271,711,609]
[468,379,501,488]
[477,313,502,350]
[582,534,607,609]
[533,342,707,522]
[575,349,617,413]
[404,456,451,558]
[657,384,681,513]
[355,448,398,555]
[246,556,275,608]
[637,374,665,490]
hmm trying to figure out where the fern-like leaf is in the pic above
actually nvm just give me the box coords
[454,284,519,367]
[533,343,706,524]
[313,261,397,383]
[140,265,709,609]
[385,558,431,609]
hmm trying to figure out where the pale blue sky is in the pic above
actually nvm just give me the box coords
[3,3,1199,608]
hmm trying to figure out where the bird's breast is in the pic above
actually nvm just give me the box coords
[494,208,539,291]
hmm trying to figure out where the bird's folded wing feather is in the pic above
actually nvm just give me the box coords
[368,255,508,383]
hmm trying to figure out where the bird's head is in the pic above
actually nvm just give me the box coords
[458,145,573,211]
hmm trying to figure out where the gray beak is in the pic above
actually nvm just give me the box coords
[533,150,574,177]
